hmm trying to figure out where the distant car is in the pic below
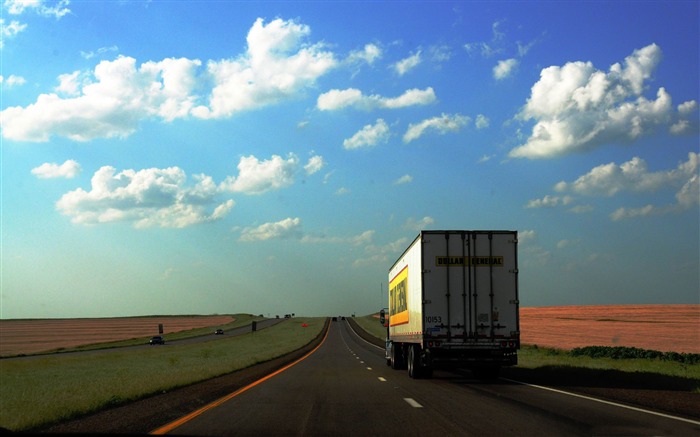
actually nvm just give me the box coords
[214,329,224,335]
[149,336,165,345]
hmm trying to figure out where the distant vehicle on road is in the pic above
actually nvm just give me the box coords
[214,329,224,335]
[149,336,165,345]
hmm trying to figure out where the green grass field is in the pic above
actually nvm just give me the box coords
[0,316,325,432]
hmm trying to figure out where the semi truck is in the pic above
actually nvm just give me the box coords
[379,230,520,379]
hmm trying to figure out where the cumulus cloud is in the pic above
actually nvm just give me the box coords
[317,87,436,111]
[54,151,324,228]
[609,172,699,221]
[56,166,235,228]
[301,229,374,245]
[0,19,27,48]
[304,155,325,175]
[394,174,413,185]
[31,159,81,179]
[0,18,337,142]
[5,0,71,18]
[345,43,382,65]
[518,229,536,244]
[1,56,203,141]
[494,58,518,80]
[220,154,300,195]
[403,216,435,231]
[394,50,422,76]
[509,44,698,159]
[548,152,699,220]
[0,74,26,88]
[403,113,470,143]
[343,119,390,150]
[239,217,303,241]
[554,152,698,197]
[475,114,490,129]
[195,18,336,119]
[525,195,574,209]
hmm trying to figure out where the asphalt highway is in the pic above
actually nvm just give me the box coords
[151,320,700,436]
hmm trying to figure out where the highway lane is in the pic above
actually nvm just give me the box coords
[155,320,699,436]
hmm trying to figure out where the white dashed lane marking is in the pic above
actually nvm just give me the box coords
[404,398,423,408]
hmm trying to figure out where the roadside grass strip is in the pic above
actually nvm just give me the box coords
[0,318,325,432]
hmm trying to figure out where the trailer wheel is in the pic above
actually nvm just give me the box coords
[390,343,403,370]
[407,345,420,379]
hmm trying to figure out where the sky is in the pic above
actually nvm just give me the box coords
[1,0,698,319]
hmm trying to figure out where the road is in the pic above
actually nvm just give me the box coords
[152,319,699,436]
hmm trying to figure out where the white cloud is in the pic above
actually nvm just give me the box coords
[5,0,71,18]
[197,18,336,119]
[610,172,699,221]
[317,88,364,110]
[343,119,390,150]
[509,44,696,159]
[518,230,536,244]
[548,153,699,220]
[525,195,573,209]
[394,50,422,76]
[393,174,412,185]
[317,87,436,111]
[31,159,81,179]
[301,229,374,245]
[494,58,518,80]
[56,166,234,228]
[555,153,698,197]
[1,18,337,142]
[80,45,119,60]
[568,205,594,214]
[403,113,470,143]
[0,19,27,48]
[239,217,302,241]
[55,71,82,96]
[0,74,26,88]
[403,216,434,231]
[1,56,203,141]
[346,43,382,65]
[220,153,300,195]
[475,114,490,129]
[304,155,325,175]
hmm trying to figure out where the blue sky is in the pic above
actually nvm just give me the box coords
[1,1,698,319]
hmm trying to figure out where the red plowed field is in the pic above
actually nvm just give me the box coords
[0,315,234,356]
[1,305,698,356]
[519,304,699,353]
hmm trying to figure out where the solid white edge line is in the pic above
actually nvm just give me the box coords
[404,398,423,408]
[500,377,700,426]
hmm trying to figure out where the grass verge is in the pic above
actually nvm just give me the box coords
[0,317,325,432]
[352,314,700,389]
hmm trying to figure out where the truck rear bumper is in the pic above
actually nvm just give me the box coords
[428,347,518,367]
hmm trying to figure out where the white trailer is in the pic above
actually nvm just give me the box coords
[380,230,520,378]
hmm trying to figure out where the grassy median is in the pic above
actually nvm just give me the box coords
[0,317,325,432]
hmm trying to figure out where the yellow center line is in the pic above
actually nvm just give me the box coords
[150,324,330,435]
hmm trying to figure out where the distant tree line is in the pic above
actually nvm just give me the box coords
[570,346,700,365]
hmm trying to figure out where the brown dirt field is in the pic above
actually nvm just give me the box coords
[1,304,698,357]
[0,315,234,356]
[520,304,700,353]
